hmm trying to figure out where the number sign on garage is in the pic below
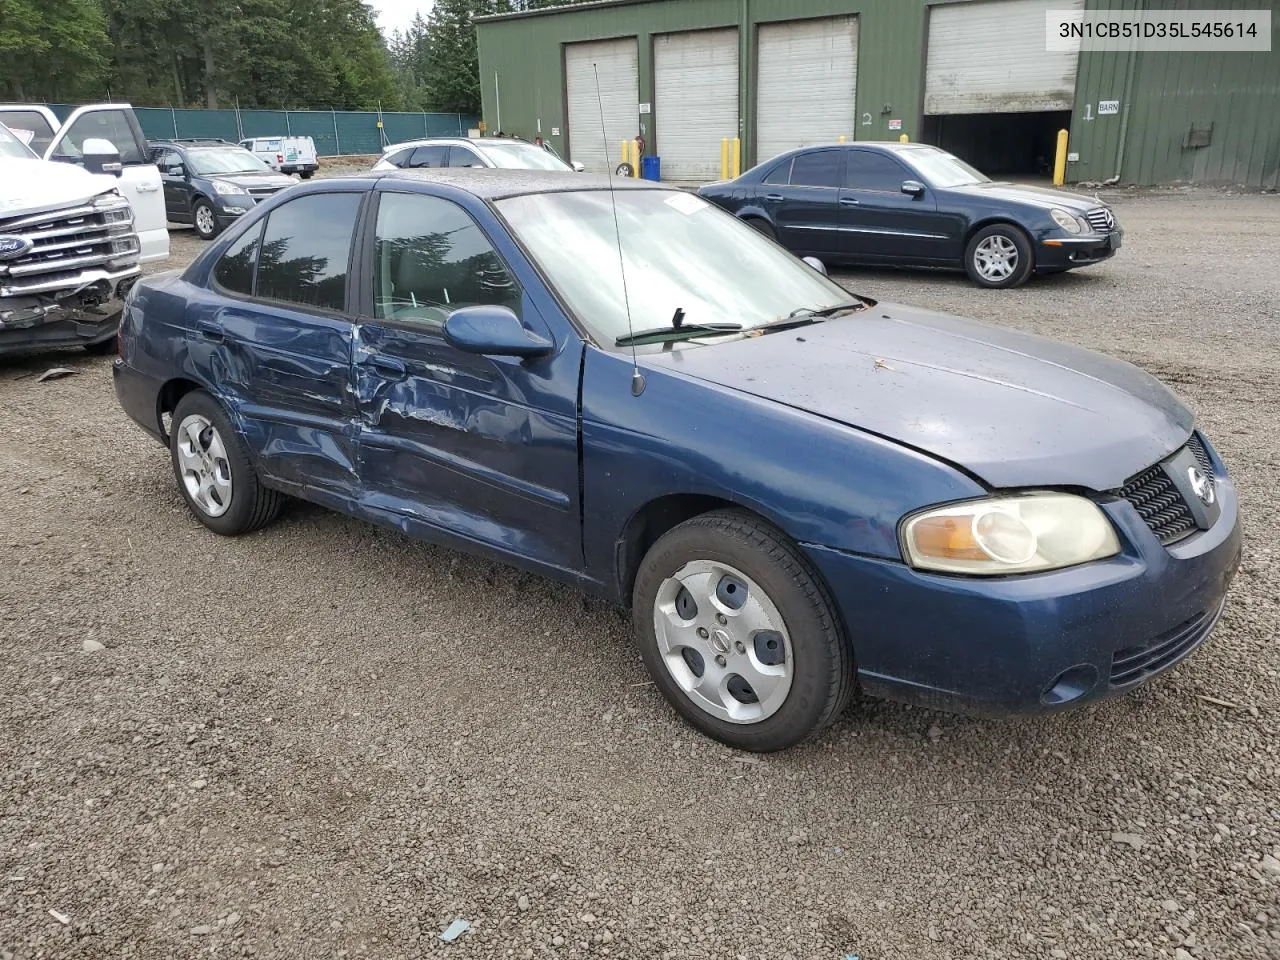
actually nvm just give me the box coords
[565,38,639,174]
[756,16,859,164]
[654,29,739,181]
[925,0,1085,114]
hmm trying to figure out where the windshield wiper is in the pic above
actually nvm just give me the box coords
[615,322,743,347]
[746,296,877,334]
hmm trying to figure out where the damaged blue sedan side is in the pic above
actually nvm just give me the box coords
[113,170,1241,752]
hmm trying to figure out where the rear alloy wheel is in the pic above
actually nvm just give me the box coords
[169,391,282,535]
[965,224,1033,288]
[744,217,776,241]
[632,510,854,752]
[192,199,220,240]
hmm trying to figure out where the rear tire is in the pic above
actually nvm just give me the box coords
[744,217,777,242]
[964,224,1033,288]
[299,171,314,180]
[632,510,854,752]
[169,390,282,536]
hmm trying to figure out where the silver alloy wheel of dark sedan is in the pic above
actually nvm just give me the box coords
[174,413,232,517]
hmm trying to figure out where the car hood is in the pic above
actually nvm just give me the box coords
[0,157,120,220]
[949,181,1106,214]
[646,303,1191,491]
[211,172,294,189]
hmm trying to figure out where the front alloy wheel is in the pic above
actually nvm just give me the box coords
[192,199,219,240]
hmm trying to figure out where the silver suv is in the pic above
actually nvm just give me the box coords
[371,137,584,173]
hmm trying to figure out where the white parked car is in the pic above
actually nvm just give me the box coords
[372,137,584,173]
[0,103,168,265]
[238,136,318,178]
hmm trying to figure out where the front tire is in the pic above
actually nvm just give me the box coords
[169,391,282,536]
[632,510,854,752]
[192,199,220,241]
[965,224,1034,288]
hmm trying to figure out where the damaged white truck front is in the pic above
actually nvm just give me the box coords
[0,104,168,356]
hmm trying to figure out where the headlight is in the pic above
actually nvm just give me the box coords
[900,493,1120,575]
[1050,208,1083,234]
[211,181,247,195]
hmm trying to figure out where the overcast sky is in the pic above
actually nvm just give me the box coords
[369,0,432,36]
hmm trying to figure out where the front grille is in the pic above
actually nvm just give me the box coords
[1085,207,1115,232]
[1186,433,1213,473]
[1111,604,1220,687]
[1118,462,1197,545]
[0,202,134,286]
[248,186,283,197]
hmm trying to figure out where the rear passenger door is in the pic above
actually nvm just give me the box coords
[199,190,365,499]
[760,149,844,260]
[350,188,582,571]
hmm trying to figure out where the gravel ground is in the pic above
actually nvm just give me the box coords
[2,190,1279,960]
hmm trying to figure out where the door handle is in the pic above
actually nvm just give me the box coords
[365,356,407,380]
[764,193,784,202]
[839,197,860,206]
[193,319,223,342]
[136,183,160,193]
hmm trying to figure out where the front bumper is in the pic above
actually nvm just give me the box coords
[0,265,139,356]
[805,473,1241,716]
[1038,228,1124,269]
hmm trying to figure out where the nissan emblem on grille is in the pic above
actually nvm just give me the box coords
[0,234,35,260]
[1188,466,1216,505]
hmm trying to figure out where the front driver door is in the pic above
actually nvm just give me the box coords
[351,188,582,572]
[838,149,958,264]
[153,148,190,222]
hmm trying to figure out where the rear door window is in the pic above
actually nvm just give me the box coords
[255,193,362,313]
[448,146,484,168]
[789,150,843,189]
[407,145,448,168]
[213,222,264,296]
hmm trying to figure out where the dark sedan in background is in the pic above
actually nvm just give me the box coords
[698,142,1122,289]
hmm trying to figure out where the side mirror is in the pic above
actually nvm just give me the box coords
[442,305,554,359]
[801,256,828,276]
[83,138,122,177]
[571,162,585,173]
[901,180,925,197]
[166,165,185,177]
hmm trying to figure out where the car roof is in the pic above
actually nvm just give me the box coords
[373,167,677,199]
[385,137,531,150]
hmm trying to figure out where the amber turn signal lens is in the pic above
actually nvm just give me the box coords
[909,515,988,561]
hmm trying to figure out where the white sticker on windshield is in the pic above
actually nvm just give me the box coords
[664,192,706,216]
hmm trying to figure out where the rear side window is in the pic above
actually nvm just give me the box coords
[213,222,263,295]
[0,111,55,154]
[383,148,411,168]
[790,150,842,188]
[256,193,361,312]
[762,160,792,185]
[846,151,911,192]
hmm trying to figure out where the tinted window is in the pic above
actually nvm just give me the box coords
[257,193,361,312]
[448,146,485,168]
[789,150,842,188]
[155,149,182,171]
[384,148,412,168]
[847,151,911,192]
[407,145,448,168]
[762,159,792,185]
[373,193,521,330]
[214,222,264,296]
[50,109,145,165]
[0,111,55,154]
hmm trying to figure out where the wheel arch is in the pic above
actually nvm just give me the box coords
[963,216,1032,248]
[156,377,205,441]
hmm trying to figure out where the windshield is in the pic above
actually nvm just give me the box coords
[900,146,991,188]
[497,190,854,349]
[477,142,572,171]
[0,123,37,160]
[188,148,272,175]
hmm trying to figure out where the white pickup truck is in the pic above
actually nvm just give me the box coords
[0,104,168,355]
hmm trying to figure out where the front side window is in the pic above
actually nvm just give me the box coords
[155,149,182,172]
[789,150,842,188]
[373,192,521,331]
[497,189,851,349]
[256,193,361,312]
[845,151,912,192]
[213,222,264,296]
[50,109,146,165]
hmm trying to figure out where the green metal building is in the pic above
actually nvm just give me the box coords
[476,0,1278,187]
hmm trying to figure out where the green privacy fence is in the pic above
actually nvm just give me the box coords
[47,105,479,157]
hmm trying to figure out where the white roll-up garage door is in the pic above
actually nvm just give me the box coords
[565,38,639,174]
[654,29,739,181]
[925,0,1084,114]
[756,17,858,164]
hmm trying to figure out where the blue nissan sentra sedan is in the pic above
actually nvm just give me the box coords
[112,169,1241,752]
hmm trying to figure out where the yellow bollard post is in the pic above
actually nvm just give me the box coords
[899,133,909,143]
[721,138,730,180]
[838,135,846,143]
[1053,129,1069,186]
[732,137,741,178]
[620,139,630,174]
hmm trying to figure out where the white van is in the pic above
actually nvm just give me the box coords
[238,136,318,178]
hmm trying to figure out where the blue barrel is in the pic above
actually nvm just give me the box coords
[641,155,661,181]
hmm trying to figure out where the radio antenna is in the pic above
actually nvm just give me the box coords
[593,63,645,397]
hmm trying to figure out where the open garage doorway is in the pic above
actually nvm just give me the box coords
[922,111,1071,179]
